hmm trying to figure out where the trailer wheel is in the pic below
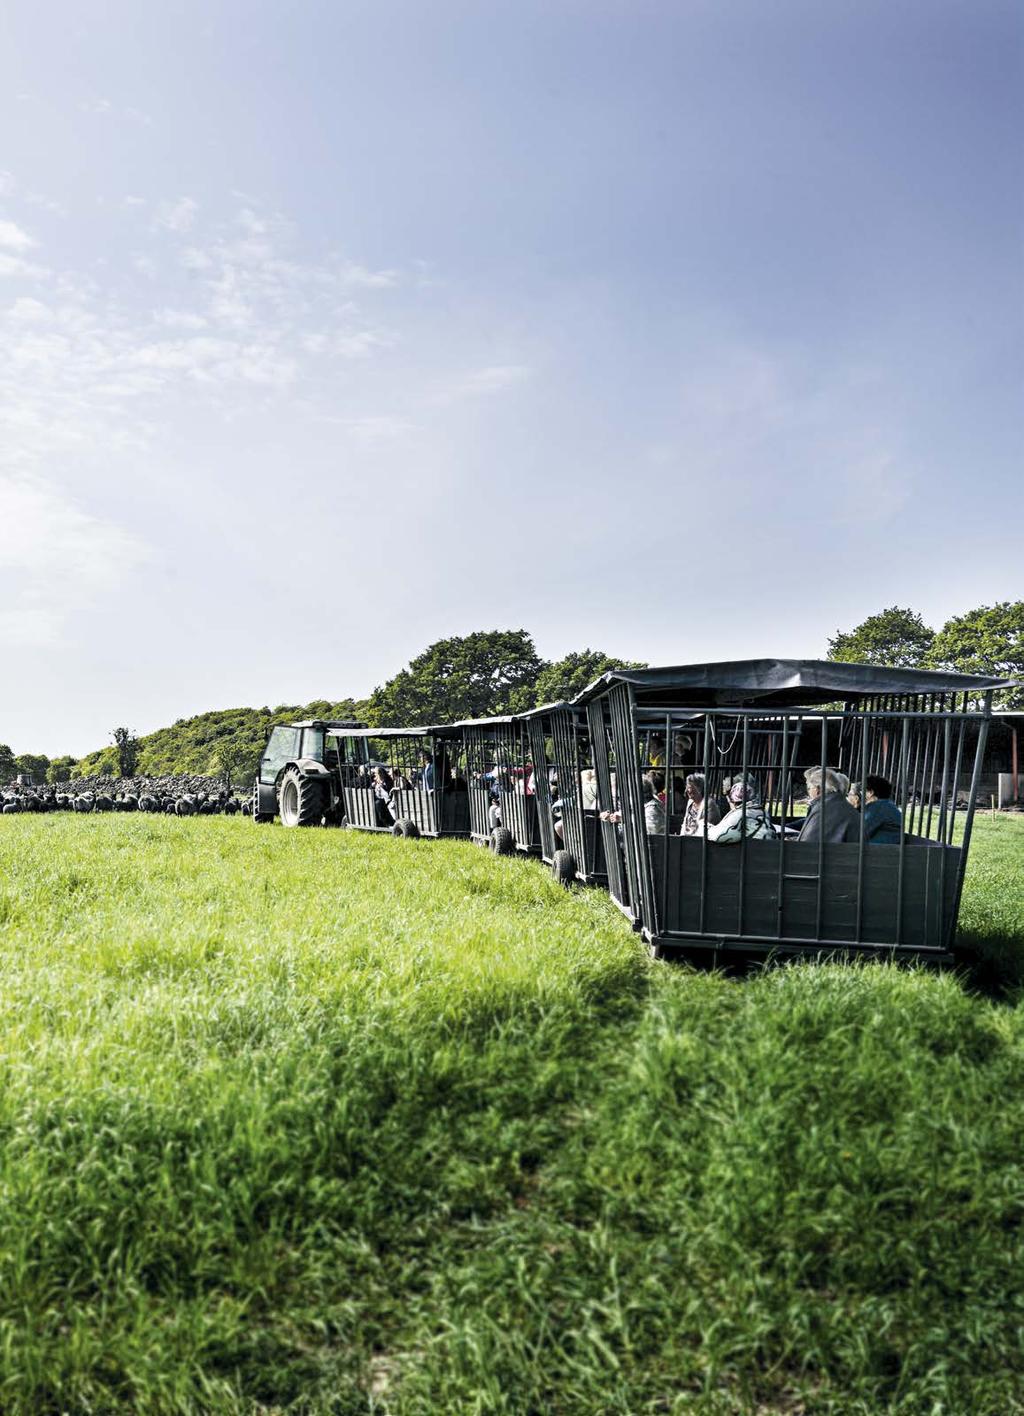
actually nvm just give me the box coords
[398,818,420,839]
[490,826,515,855]
[552,849,576,887]
[279,768,324,827]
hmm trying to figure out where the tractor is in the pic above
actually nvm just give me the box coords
[251,719,367,826]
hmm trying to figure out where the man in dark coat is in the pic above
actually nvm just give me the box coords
[798,767,861,842]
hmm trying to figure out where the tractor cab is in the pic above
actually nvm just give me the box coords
[252,719,366,824]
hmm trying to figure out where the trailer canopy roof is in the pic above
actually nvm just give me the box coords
[453,701,570,728]
[573,658,1011,709]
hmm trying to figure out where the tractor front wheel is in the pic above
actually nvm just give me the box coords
[278,768,325,827]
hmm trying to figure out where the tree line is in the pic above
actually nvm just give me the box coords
[2,606,1018,787]
[827,601,1023,707]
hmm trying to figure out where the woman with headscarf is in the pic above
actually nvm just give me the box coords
[706,780,774,843]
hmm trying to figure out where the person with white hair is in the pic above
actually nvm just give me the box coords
[798,767,861,843]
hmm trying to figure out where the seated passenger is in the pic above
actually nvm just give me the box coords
[647,734,666,767]
[371,766,396,826]
[580,768,598,811]
[680,773,723,836]
[863,774,902,844]
[798,768,860,843]
[600,777,665,834]
[706,781,773,842]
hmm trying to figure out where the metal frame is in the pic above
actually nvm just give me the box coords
[461,715,542,854]
[579,668,1000,962]
[332,726,470,839]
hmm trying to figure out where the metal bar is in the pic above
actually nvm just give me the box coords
[816,714,827,942]
[738,714,750,939]
[895,717,910,946]
[776,714,789,940]
[855,711,868,944]
[947,692,993,949]
[699,713,711,936]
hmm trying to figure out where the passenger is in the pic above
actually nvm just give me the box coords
[371,766,396,826]
[680,773,723,836]
[580,768,598,811]
[647,734,666,767]
[862,775,903,844]
[798,768,860,843]
[706,781,774,842]
[600,776,665,834]
[419,750,434,791]
[648,770,666,805]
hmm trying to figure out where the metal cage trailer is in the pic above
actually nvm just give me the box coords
[520,702,612,888]
[576,659,1009,964]
[460,713,545,856]
[335,726,471,839]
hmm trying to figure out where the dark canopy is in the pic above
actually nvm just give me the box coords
[572,658,1011,709]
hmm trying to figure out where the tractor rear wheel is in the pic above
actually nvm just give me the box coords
[552,849,577,887]
[278,768,324,827]
[490,826,515,856]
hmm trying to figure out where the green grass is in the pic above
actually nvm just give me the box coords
[0,815,1021,1414]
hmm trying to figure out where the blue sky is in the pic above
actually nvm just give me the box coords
[1,0,1022,755]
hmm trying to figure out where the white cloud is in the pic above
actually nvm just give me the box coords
[432,364,533,404]
[80,97,152,125]
[152,307,208,330]
[0,476,148,646]
[155,197,199,233]
[0,220,35,252]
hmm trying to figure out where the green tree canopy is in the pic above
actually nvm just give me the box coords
[0,744,16,784]
[532,649,647,707]
[14,753,50,780]
[367,630,546,725]
[47,756,78,784]
[928,601,1024,708]
[827,607,935,668]
[112,727,140,777]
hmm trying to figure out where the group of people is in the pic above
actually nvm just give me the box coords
[599,764,904,846]
[361,749,467,827]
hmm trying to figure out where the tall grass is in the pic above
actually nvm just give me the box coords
[0,815,1021,1413]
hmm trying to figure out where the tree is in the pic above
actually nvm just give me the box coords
[47,756,78,784]
[928,601,1024,709]
[827,607,935,668]
[367,630,547,725]
[532,649,647,707]
[112,727,140,777]
[14,753,50,782]
[0,744,15,785]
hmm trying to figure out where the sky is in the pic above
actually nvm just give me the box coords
[1,0,1022,756]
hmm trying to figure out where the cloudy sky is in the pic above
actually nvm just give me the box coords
[2,0,1021,756]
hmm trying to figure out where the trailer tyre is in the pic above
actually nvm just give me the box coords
[278,768,324,827]
[398,818,420,839]
[552,849,577,887]
[490,827,515,856]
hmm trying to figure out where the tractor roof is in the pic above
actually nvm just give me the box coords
[290,719,365,729]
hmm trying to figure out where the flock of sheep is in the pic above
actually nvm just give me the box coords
[0,774,248,817]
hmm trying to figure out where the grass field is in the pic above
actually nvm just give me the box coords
[0,814,1021,1414]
